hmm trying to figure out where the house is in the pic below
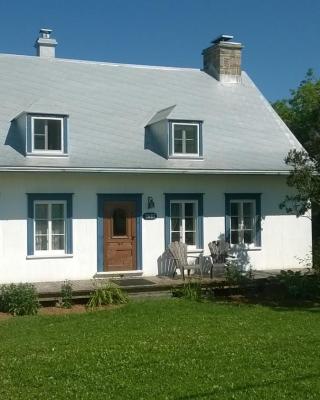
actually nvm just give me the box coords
[0,29,311,283]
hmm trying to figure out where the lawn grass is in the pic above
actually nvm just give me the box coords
[0,299,319,399]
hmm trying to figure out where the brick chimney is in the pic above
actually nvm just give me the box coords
[35,28,57,58]
[202,35,243,83]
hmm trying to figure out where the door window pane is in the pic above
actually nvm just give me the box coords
[113,208,127,236]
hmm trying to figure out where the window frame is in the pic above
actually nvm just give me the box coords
[225,193,261,248]
[165,193,203,250]
[168,121,203,158]
[172,122,199,156]
[33,200,67,255]
[27,193,73,257]
[31,116,64,153]
[26,114,68,156]
[170,200,198,249]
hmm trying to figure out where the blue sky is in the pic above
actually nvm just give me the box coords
[0,0,319,101]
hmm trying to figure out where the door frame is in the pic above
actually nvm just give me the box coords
[97,194,142,272]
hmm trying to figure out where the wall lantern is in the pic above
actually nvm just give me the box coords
[147,196,155,209]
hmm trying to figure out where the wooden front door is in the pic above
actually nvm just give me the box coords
[104,201,136,271]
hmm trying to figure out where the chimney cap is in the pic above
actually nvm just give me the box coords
[212,34,234,44]
[39,28,53,39]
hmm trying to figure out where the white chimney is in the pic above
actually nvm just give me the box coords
[35,28,57,58]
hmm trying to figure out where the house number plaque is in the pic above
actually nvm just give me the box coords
[143,212,157,220]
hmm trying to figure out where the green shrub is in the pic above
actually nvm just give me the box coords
[60,280,73,308]
[277,270,320,300]
[225,263,253,286]
[0,283,40,316]
[172,280,203,301]
[87,282,128,309]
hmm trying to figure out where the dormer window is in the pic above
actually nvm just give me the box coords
[26,114,68,156]
[173,123,199,155]
[32,117,62,151]
[169,121,203,158]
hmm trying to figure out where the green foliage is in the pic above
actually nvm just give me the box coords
[276,270,320,300]
[172,279,203,301]
[224,263,253,285]
[60,280,73,309]
[87,282,128,309]
[0,283,40,316]
[273,69,320,155]
[273,70,320,262]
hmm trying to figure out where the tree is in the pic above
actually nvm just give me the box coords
[273,70,320,217]
[273,70,320,267]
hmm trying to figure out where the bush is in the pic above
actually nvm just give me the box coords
[60,280,73,308]
[224,263,253,286]
[172,280,203,301]
[0,283,40,316]
[277,270,320,300]
[87,282,128,309]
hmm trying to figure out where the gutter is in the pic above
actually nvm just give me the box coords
[0,166,291,175]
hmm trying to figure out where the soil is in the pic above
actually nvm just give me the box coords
[0,303,121,320]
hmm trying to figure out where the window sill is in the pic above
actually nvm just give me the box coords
[187,248,204,254]
[26,254,73,260]
[230,246,262,252]
[26,152,68,158]
[169,155,204,160]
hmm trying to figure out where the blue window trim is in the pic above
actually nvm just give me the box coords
[164,193,204,249]
[225,193,261,247]
[26,113,69,155]
[97,194,143,272]
[168,120,203,158]
[27,193,73,256]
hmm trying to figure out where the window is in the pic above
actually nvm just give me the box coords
[26,114,68,155]
[113,208,127,236]
[165,193,203,249]
[225,194,261,247]
[32,117,62,151]
[170,201,197,245]
[169,122,202,157]
[27,194,73,256]
[34,202,66,253]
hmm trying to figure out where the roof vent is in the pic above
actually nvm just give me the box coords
[202,34,243,83]
[35,28,57,58]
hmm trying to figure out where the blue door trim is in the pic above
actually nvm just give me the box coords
[164,193,204,250]
[97,194,143,272]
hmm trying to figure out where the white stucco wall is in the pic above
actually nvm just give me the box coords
[0,172,312,283]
